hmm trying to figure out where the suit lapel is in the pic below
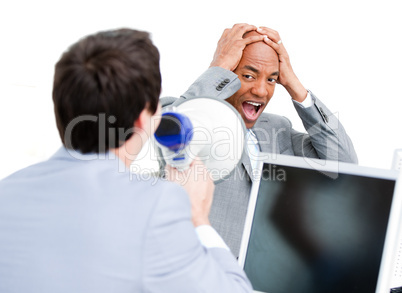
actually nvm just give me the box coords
[241,115,272,179]
[252,116,274,153]
[240,148,253,179]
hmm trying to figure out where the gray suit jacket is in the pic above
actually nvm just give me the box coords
[0,147,252,293]
[161,67,358,257]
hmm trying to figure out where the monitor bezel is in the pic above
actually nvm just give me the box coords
[238,153,402,293]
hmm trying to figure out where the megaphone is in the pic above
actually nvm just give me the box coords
[154,97,246,182]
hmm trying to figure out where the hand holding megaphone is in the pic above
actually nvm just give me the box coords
[165,157,215,227]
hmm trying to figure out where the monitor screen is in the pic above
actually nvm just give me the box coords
[242,160,397,293]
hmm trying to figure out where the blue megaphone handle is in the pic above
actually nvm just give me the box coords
[154,112,194,152]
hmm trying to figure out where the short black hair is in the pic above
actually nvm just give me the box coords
[52,28,161,153]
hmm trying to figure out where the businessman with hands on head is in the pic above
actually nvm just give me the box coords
[162,23,358,257]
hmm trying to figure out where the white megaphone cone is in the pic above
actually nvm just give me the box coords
[154,97,246,182]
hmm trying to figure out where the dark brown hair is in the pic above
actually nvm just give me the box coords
[52,29,161,153]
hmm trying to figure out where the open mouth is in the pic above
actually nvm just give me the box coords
[242,101,262,121]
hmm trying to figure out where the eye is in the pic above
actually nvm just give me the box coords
[268,78,277,83]
[243,74,254,80]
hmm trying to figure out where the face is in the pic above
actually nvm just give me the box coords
[226,40,279,129]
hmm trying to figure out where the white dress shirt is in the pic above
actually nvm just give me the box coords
[195,225,230,250]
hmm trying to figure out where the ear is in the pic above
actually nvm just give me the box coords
[133,108,149,130]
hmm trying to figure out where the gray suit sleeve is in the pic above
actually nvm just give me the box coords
[143,183,252,293]
[180,67,241,101]
[160,67,240,113]
[291,91,358,163]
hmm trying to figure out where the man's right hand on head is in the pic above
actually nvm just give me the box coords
[210,23,266,71]
[165,158,215,227]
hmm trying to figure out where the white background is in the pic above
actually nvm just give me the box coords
[1,0,401,179]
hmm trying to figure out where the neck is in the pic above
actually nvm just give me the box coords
[110,136,145,167]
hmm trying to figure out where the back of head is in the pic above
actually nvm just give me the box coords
[53,29,161,153]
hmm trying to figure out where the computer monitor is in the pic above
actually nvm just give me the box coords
[239,154,402,293]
